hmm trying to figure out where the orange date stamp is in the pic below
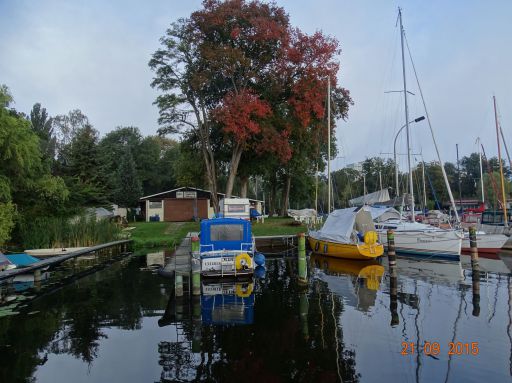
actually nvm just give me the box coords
[401,341,479,356]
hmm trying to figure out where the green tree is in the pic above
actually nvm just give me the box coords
[114,146,142,208]
[30,103,56,168]
[57,120,107,207]
[0,85,69,244]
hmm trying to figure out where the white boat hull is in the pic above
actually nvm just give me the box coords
[378,229,462,257]
[461,233,509,254]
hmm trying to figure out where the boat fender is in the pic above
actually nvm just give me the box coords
[364,231,378,245]
[254,265,266,279]
[235,253,252,270]
[314,241,320,251]
[254,252,265,266]
[323,244,328,254]
[235,282,254,298]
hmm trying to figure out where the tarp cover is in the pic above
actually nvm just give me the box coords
[287,209,317,218]
[349,189,391,206]
[5,253,40,267]
[0,252,13,267]
[368,206,401,221]
[309,207,375,244]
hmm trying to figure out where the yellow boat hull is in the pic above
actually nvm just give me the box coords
[308,237,383,260]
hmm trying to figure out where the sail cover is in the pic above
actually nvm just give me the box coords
[349,189,391,207]
[309,207,376,244]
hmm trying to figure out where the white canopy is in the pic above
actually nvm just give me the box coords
[309,207,376,244]
[349,189,391,207]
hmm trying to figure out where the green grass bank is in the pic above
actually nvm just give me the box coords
[129,217,308,248]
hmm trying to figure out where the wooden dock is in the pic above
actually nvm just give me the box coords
[0,240,132,282]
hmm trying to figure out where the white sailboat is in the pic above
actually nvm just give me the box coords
[371,9,463,258]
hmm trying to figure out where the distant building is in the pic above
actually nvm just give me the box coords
[139,186,264,222]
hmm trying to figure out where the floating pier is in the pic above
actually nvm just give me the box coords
[0,240,132,282]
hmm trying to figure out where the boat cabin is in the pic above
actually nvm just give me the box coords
[200,218,253,252]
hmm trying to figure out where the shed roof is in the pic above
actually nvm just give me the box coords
[140,186,263,203]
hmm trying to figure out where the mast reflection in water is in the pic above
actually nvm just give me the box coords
[0,250,512,382]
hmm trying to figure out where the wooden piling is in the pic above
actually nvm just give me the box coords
[387,230,396,267]
[191,236,201,295]
[175,274,184,297]
[297,233,308,285]
[469,226,479,267]
[469,226,480,316]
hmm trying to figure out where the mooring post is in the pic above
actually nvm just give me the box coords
[297,233,308,285]
[469,226,480,316]
[175,274,184,297]
[387,229,399,325]
[387,229,396,268]
[191,236,201,296]
[192,296,202,352]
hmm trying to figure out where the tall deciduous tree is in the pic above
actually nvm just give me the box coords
[150,0,351,211]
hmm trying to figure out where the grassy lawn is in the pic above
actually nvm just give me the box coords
[251,217,309,236]
[129,221,200,248]
[128,217,308,248]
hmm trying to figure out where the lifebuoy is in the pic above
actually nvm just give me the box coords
[235,253,252,270]
[235,282,254,298]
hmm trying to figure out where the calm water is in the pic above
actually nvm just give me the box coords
[1,249,512,382]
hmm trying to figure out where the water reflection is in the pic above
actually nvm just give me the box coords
[1,251,512,382]
[311,254,384,312]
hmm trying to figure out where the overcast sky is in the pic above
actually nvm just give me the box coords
[1,0,511,170]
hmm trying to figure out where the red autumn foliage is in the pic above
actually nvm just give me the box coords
[214,89,272,143]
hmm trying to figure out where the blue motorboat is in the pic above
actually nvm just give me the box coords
[199,218,255,278]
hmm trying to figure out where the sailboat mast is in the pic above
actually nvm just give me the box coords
[399,8,414,220]
[477,137,485,203]
[422,161,427,211]
[327,77,331,214]
[494,95,508,226]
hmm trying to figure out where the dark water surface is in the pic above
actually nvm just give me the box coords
[1,249,512,382]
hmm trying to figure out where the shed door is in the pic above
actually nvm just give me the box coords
[164,199,208,221]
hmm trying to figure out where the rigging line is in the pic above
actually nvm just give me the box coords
[404,33,459,224]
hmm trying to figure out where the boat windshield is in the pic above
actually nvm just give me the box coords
[210,224,244,241]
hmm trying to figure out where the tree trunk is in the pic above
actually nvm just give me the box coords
[281,174,291,217]
[225,141,244,197]
[269,173,277,217]
[202,145,219,213]
[240,176,249,198]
